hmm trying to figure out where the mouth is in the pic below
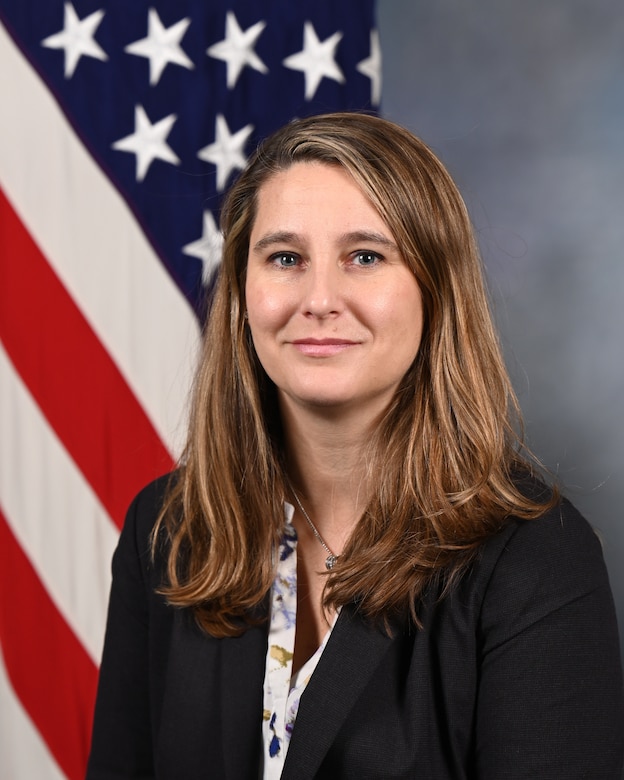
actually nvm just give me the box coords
[290,338,359,357]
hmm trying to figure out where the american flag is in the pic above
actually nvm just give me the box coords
[0,1,380,777]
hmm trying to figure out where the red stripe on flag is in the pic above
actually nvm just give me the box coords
[0,188,175,528]
[0,509,98,780]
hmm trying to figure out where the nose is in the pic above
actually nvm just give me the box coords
[302,261,342,318]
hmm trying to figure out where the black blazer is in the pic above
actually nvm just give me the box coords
[86,476,624,779]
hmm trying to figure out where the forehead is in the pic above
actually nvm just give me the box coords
[250,162,389,236]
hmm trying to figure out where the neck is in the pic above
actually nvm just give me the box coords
[280,399,378,541]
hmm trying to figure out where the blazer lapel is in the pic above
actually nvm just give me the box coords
[281,605,395,779]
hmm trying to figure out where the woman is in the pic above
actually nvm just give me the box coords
[87,113,624,779]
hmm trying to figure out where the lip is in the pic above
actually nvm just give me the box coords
[290,338,359,357]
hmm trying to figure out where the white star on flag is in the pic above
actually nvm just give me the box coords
[357,29,382,106]
[41,2,107,78]
[182,211,224,284]
[124,9,193,86]
[283,21,344,101]
[207,11,268,89]
[112,105,180,182]
[197,114,254,191]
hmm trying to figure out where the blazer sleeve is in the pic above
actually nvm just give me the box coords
[86,477,171,780]
[474,498,624,779]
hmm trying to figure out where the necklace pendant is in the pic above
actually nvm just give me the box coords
[325,554,338,571]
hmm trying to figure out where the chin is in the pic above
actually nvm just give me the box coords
[281,385,396,420]
[297,393,353,410]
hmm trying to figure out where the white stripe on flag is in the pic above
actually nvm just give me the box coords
[0,651,67,780]
[0,21,200,458]
[0,343,119,664]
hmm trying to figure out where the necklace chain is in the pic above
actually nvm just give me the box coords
[290,488,339,571]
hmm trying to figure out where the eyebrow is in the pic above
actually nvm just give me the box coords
[251,230,399,253]
[252,231,299,252]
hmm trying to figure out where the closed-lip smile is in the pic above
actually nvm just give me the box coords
[290,338,359,357]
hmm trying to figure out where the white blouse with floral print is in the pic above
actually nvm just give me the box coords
[261,503,337,779]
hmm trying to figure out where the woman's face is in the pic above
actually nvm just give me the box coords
[245,162,423,421]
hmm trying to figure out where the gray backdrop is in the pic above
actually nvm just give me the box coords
[378,0,624,661]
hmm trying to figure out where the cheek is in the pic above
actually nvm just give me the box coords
[246,294,281,334]
[245,277,272,330]
[385,289,424,365]
[375,282,423,336]
[246,283,299,334]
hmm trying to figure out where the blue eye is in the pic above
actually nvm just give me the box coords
[271,253,298,267]
[353,251,381,266]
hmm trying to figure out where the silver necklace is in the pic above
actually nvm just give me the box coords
[290,488,339,571]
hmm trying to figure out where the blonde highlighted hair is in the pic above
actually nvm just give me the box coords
[154,112,555,636]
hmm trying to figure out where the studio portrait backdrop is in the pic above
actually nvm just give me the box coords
[378,0,624,668]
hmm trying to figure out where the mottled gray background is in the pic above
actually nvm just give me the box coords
[378,0,624,661]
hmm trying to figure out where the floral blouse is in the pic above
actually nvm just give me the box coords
[261,503,336,779]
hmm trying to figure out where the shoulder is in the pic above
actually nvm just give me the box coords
[112,472,178,591]
[456,482,624,776]
[122,471,178,544]
[484,486,607,592]
[470,482,615,650]
[127,470,177,519]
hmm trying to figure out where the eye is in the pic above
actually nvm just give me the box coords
[352,251,382,267]
[270,252,299,268]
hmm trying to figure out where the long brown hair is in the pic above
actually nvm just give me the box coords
[154,112,555,636]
